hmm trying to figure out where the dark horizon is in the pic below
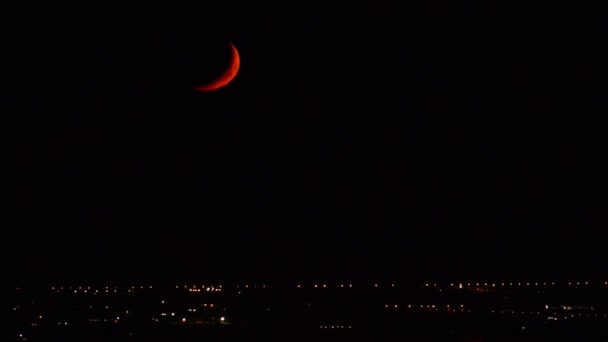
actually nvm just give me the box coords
[3,3,608,284]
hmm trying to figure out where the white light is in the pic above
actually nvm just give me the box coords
[171,313,175,316]
[220,316,225,321]
[182,318,186,322]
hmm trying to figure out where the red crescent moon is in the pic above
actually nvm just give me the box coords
[194,43,240,91]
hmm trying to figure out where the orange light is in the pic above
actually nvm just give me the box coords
[194,43,240,92]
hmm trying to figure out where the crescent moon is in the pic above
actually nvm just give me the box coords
[194,43,240,91]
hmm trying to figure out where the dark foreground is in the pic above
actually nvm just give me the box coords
[2,282,608,340]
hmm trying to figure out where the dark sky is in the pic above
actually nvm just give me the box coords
[2,3,608,283]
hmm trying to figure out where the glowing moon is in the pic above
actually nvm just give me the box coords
[194,43,240,91]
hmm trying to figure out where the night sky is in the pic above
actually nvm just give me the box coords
[3,3,608,283]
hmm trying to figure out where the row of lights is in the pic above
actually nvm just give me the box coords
[495,311,608,318]
[236,285,267,288]
[299,284,358,288]
[385,304,465,309]
[443,281,608,288]
[240,281,608,289]
[86,318,120,323]
[48,284,228,291]
[188,288,221,292]
[53,289,128,294]
[547,314,608,319]
[178,285,223,289]
[156,315,224,321]
[33,281,608,292]
[51,286,154,291]
[320,325,352,329]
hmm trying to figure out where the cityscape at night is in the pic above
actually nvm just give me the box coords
[3,281,608,340]
[4,1,608,340]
